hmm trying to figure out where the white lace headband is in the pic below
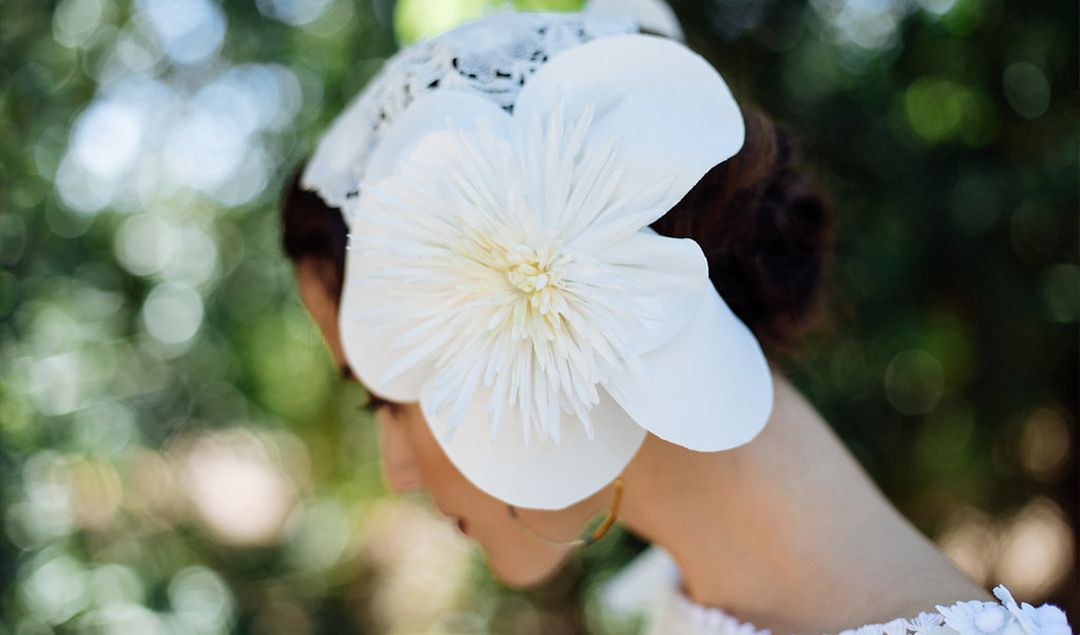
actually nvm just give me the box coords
[302,12,638,209]
[303,8,773,510]
[301,0,683,209]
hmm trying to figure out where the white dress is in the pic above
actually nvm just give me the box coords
[602,548,1073,635]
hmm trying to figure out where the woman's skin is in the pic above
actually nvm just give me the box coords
[297,259,991,635]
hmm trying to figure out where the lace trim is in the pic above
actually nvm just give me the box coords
[676,586,1071,635]
[302,12,638,209]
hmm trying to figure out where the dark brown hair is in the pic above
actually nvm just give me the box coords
[651,110,832,354]
[281,170,349,298]
[281,108,831,355]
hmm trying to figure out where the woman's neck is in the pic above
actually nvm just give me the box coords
[616,371,989,634]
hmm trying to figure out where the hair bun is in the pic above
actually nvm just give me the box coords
[651,109,833,355]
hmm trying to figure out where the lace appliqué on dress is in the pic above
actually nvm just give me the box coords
[935,586,1072,635]
[673,585,1071,635]
[302,12,637,209]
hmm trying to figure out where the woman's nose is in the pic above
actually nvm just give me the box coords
[378,413,423,493]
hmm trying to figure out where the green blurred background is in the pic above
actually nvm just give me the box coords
[1,0,1076,632]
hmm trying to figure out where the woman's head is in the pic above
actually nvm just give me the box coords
[282,9,830,585]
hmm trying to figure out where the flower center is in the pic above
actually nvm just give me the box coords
[504,244,566,294]
[500,244,575,325]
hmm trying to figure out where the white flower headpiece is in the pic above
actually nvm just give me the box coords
[304,11,773,510]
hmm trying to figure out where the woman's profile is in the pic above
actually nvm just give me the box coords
[280,4,1072,634]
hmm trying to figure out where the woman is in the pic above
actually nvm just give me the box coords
[281,6,1070,635]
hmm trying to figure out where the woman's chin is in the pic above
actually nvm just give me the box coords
[486,551,571,589]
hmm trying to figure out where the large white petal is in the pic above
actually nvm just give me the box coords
[594,229,708,354]
[512,34,744,230]
[363,90,517,194]
[605,285,772,452]
[338,231,427,402]
[423,382,647,510]
[337,91,515,398]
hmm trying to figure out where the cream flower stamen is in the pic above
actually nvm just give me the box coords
[498,244,572,333]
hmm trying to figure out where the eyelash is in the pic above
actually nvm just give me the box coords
[362,394,395,414]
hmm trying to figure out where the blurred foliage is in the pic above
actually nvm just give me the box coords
[1,0,1076,633]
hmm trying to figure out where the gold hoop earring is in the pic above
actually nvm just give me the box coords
[506,478,624,549]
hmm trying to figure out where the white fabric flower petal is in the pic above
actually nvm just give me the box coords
[512,33,744,232]
[338,234,428,402]
[422,382,648,510]
[339,162,484,401]
[594,229,709,354]
[361,90,517,198]
[604,285,773,452]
